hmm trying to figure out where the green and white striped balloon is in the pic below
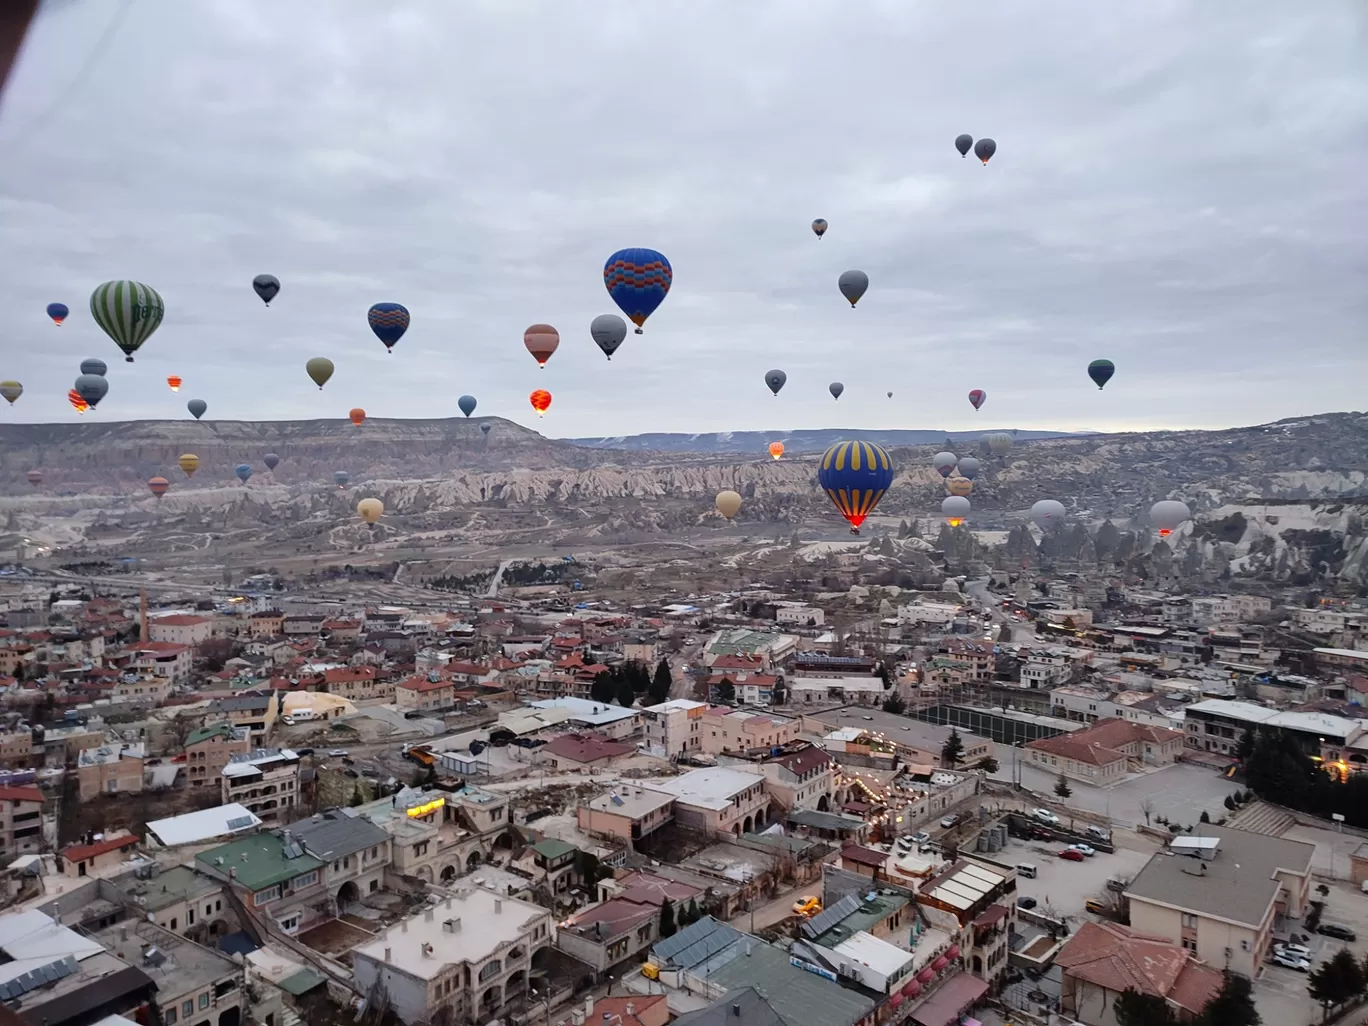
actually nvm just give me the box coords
[89,280,165,362]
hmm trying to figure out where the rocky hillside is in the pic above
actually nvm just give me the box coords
[566,427,1082,454]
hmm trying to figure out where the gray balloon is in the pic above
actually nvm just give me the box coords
[764,369,787,396]
[838,270,869,307]
[74,373,108,407]
[187,399,207,420]
[264,453,280,470]
[590,314,628,360]
[974,138,997,163]
[956,457,981,480]
[481,423,491,435]
[334,470,350,488]
[829,382,844,400]
[955,134,973,157]
[79,358,108,377]
[253,274,280,305]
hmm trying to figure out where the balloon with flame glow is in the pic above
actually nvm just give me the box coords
[167,375,182,393]
[768,441,785,461]
[1150,500,1191,538]
[817,440,894,535]
[524,324,560,368]
[529,389,552,418]
[349,408,366,427]
[942,495,971,527]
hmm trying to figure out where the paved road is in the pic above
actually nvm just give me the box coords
[486,558,514,597]
[729,887,811,933]
[964,577,1034,643]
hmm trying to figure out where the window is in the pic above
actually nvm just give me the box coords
[183,1001,194,1018]
[291,871,318,890]
[254,886,281,906]
[165,1007,177,1024]
[1181,913,1198,928]
[200,993,211,1009]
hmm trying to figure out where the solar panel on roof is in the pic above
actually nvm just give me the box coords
[802,894,860,938]
[225,815,255,831]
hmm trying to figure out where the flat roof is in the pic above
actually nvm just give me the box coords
[147,803,261,846]
[641,766,765,811]
[586,786,675,819]
[529,697,639,724]
[830,930,913,976]
[119,865,220,912]
[95,922,236,1000]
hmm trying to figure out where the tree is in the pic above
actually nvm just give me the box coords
[590,671,616,705]
[649,659,673,704]
[349,784,366,807]
[876,662,892,689]
[1237,728,1256,761]
[1140,798,1154,825]
[882,692,906,715]
[1054,773,1072,799]
[1199,810,1211,823]
[1194,969,1260,1026]
[975,756,999,774]
[1307,949,1365,1015]
[616,673,637,708]
[659,898,677,938]
[940,729,964,768]
[716,678,736,703]
[771,681,787,706]
[1114,989,1178,1026]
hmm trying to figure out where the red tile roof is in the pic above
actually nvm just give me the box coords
[1056,921,1222,1014]
[542,733,635,764]
[62,832,139,863]
[397,674,452,693]
[590,995,669,1026]
[135,642,190,655]
[772,745,833,776]
[840,844,888,868]
[0,786,43,805]
[323,666,376,684]
[1024,734,1128,767]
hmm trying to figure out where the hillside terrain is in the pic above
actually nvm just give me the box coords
[565,427,1083,453]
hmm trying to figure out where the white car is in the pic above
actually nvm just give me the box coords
[329,749,349,757]
[1272,951,1310,972]
[1068,843,1097,857]
[1032,808,1061,825]
[1275,942,1312,960]
[940,815,960,829]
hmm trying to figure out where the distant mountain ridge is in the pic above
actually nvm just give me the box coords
[564,427,1094,453]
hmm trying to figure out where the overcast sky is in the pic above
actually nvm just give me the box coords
[1,0,1365,438]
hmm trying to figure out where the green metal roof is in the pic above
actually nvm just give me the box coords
[531,837,576,860]
[185,723,238,746]
[195,833,324,892]
[278,969,327,996]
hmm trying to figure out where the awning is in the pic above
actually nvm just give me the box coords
[917,967,936,983]
[945,944,960,960]
[902,979,923,998]
[909,972,990,1026]
[932,955,949,972]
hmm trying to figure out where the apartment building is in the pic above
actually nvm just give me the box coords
[577,787,676,847]
[148,614,215,646]
[641,698,706,759]
[77,742,145,800]
[642,766,772,836]
[1024,718,1185,784]
[700,706,800,755]
[0,726,35,766]
[128,642,194,684]
[395,672,455,713]
[0,784,44,857]
[184,723,250,788]
[221,748,301,825]
[208,691,280,744]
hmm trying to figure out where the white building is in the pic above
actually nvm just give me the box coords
[641,698,707,759]
[776,604,825,626]
[1190,594,1273,626]
[221,748,301,825]
[148,614,215,647]
[641,765,772,836]
[527,697,642,739]
[786,676,885,706]
[350,887,553,1025]
[897,602,961,627]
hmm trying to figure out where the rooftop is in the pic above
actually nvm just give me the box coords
[184,723,243,747]
[701,935,875,1026]
[94,921,237,1000]
[808,890,909,948]
[195,832,325,892]
[641,766,764,811]
[541,732,635,764]
[529,697,640,724]
[119,865,221,912]
[147,803,261,847]
[809,706,967,750]
[830,929,913,977]
[1055,920,1223,1015]
[290,810,390,861]
[62,832,139,863]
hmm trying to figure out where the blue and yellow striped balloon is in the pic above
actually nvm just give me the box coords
[817,440,895,534]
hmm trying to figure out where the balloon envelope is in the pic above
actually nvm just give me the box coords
[74,374,108,407]
[955,133,973,157]
[811,218,828,238]
[26,470,42,486]
[529,389,552,418]
[349,408,366,426]
[1088,359,1115,389]
[0,381,22,405]
[818,440,895,534]
[942,495,971,526]
[838,270,869,307]
[932,452,958,478]
[166,375,182,392]
[178,454,200,477]
[764,369,787,396]
[187,399,207,420]
[1150,500,1192,537]
[79,358,108,377]
[334,470,350,488]
[458,395,477,417]
[148,476,170,499]
[357,498,383,524]
[264,453,280,471]
[253,274,280,305]
[590,314,628,360]
[986,432,1013,457]
[306,357,334,389]
[524,324,560,367]
[480,423,491,435]
[235,464,252,483]
[956,457,981,480]
[829,382,844,400]
[968,389,986,410]
[368,303,410,350]
[90,280,164,362]
[603,248,672,333]
[948,478,973,497]
[715,490,742,521]
[47,302,68,325]
[974,138,997,164]
[1030,499,1067,530]
[768,441,785,461]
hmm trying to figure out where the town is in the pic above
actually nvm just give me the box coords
[0,552,1365,1026]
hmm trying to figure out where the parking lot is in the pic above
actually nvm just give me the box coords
[998,836,1156,920]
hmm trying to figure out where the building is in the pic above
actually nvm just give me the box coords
[641,698,707,759]
[1181,699,1366,765]
[220,748,301,824]
[802,707,992,768]
[1023,718,1185,784]
[184,723,250,788]
[641,766,773,836]
[291,808,393,907]
[0,784,44,858]
[1124,828,1315,978]
[0,725,35,767]
[577,787,676,847]
[128,642,195,684]
[914,857,1019,988]
[699,706,799,754]
[703,629,800,670]
[540,733,635,770]
[555,896,660,974]
[395,672,455,713]
[786,676,886,706]
[196,832,328,937]
[725,743,836,813]
[318,665,392,702]
[60,830,140,877]
[123,864,231,940]
[776,604,824,626]
[146,803,263,849]
[527,697,641,739]
[1055,920,1224,1026]
[77,742,145,800]
[350,887,553,1025]
[208,691,279,744]
[95,920,244,1026]
[149,614,215,647]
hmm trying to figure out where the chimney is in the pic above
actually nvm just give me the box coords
[494,899,502,914]
[425,908,434,922]
[384,947,392,963]
[626,1004,634,1017]
[732,1004,742,1017]
[139,589,148,643]
[586,997,595,1021]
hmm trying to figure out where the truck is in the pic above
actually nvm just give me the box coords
[404,744,437,768]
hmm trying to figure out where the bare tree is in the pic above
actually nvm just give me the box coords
[1139,797,1154,826]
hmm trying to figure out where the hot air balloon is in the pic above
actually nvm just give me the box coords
[968,389,986,411]
[47,302,68,326]
[1030,499,1067,530]
[974,138,997,164]
[947,477,973,497]
[253,274,280,306]
[838,270,869,308]
[264,453,280,471]
[235,464,252,484]
[818,441,894,535]
[480,423,492,436]
[357,498,384,525]
[942,495,971,527]
[829,382,844,400]
[178,454,200,477]
[764,369,787,396]
[604,247,672,334]
[1150,500,1191,538]
[90,280,164,362]
[887,391,893,399]
[68,390,87,414]
[524,324,560,368]
[955,134,973,157]
[956,457,981,480]
[74,374,108,409]
[334,470,350,489]
[166,375,182,392]
[768,441,785,461]
[458,395,477,417]
[985,432,1013,457]
[187,399,207,420]
[148,476,170,500]
[715,490,742,521]
[811,218,828,239]
[306,357,334,389]
[0,381,21,405]
[368,303,410,351]
[1088,359,1115,390]
[26,470,42,487]
[590,314,627,360]
[529,389,552,418]
[79,358,107,377]
[932,452,958,478]
[349,408,366,427]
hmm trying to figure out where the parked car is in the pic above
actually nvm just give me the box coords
[1085,825,1112,842]
[1084,898,1109,914]
[1031,808,1061,825]
[1272,952,1311,972]
[792,896,822,917]
[1068,843,1097,857]
[1058,848,1086,862]
[295,747,314,756]
[328,749,349,757]
[939,814,960,829]
[1275,942,1312,960]
[1319,924,1357,941]
[910,831,931,844]
[1017,897,1038,910]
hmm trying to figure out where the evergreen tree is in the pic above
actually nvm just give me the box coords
[771,681,787,706]
[1307,949,1365,1013]
[591,671,616,705]
[616,673,637,707]
[716,678,736,703]
[1194,970,1260,1026]
[650,658,673,704]
[1114,989,1178,1026]
[1236,728,1256,761]
[881,692,906,715]
[1054,773,1072,799]
[349,784,366,807]
[659,898,677,938]
[940,729,964,767]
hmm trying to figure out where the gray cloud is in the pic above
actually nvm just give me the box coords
[1,0,1364,438]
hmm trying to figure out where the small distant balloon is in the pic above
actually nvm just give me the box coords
[349,408,366,427]
[764,369,787,396]
[932,452,958,479]
[768,441,785,461]
[942,495,971,527]
[480,423,491,436]
[604,247,672,334]
[1088,359,1115,390]
[968,389,986,411]
[74,374,108,408]
[148,476,170,500]
[1031,499,1067,530]
[79,358,107,377]
[178,453,200,477]
[955,134,973,157]
[235,464,252,484]
[829,382,844,400]
[264,453,280,471]
[529,389,552,418]
[253,274,280,306]
[368,303,410,351]
[47,302,68,326]
[838,270,869,308]
[956,456,981,480]
[524,324,560,368]
[590,314,628,360]
[306,357,334,389]
[458,395,477,417]
[26,470,42,487]
[974,138,997,164]
[187,399,207,420]
[333,470,350,489]
[0,381,22,405]
[715,490,742,521]
[887,391,893,399]
[166,375,182,392]
[357,498,384,525]
[811,218,828,239]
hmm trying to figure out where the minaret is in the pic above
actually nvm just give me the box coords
[139,588,149,643]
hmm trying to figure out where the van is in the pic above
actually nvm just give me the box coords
[1016,863,1038,879]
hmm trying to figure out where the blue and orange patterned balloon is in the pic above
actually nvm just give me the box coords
[603,248,672,334]
[817,440,895,535]
[47,302,68,326]
[368,303,410,352]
